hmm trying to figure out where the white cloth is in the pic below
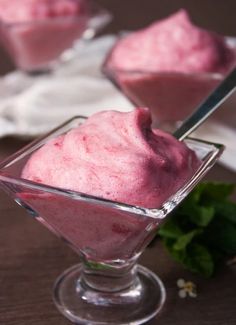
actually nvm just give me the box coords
[0,36,133,137]
[193,119,236,172]
[0,35,235,172]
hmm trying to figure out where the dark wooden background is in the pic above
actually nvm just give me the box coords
[0,1,236,324]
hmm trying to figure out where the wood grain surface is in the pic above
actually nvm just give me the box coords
[0,1,236,324]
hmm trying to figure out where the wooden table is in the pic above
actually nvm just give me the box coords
[0,1,236,324]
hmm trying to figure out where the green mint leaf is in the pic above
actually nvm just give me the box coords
[201,182,235,201]
[157,182,236,278]
[185,205,215,227]
[173,229,203,250]
[185,182,206,203]
[177,185,215,227]
[163,239,214,278]
[163,238,187,262]
[205,219,236,255]
[184,243,214,278]
[158,218,183,239]
[213,201,236,224]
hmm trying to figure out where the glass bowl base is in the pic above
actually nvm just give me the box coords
[53,263,166,325]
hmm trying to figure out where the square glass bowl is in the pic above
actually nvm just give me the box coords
[0,116,224,325]
[0,0,111,72]
[103,37,236,129]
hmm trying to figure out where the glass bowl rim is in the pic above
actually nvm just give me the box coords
[0,115,224,220]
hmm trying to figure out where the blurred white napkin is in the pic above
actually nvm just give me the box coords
[0,35,133,137]
[193,120,236,172]
[0,35,235,172]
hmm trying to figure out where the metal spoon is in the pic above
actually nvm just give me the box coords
[173,68,236,141]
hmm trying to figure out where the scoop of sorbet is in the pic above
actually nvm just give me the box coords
[22,108,201,208]
[0,0,87,23]
[108,9,235,74]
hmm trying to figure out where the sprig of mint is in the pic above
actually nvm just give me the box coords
[158,182,236,278]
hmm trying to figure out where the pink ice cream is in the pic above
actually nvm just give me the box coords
[0,0,89,71]
[22,108,200,207]
[0,0,88,23]
[104,10,236,124]
[20,108,200,260]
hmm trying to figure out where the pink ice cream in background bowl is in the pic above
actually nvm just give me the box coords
[0,0,111,72]
[0,108,224,324]
[103,10,236,128]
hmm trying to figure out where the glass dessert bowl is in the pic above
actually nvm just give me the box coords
[0,116,224,325]
[103,60,221,129]
[0,0,111,73]
[103,36,236,131]
[102,7,236,131]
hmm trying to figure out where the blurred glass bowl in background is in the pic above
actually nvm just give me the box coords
[103,37,236,130]
[0,0,112,73]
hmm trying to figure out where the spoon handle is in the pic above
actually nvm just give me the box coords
[173,68,236,141]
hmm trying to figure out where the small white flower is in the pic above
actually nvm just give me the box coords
[177,278,197,298]
[179,288,187,298]
[177,278,185,287]
[188,290,197,298]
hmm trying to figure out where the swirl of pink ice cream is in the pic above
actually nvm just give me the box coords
[0,0,88,23]
[22,108,200,208]
[108,9,235,74]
